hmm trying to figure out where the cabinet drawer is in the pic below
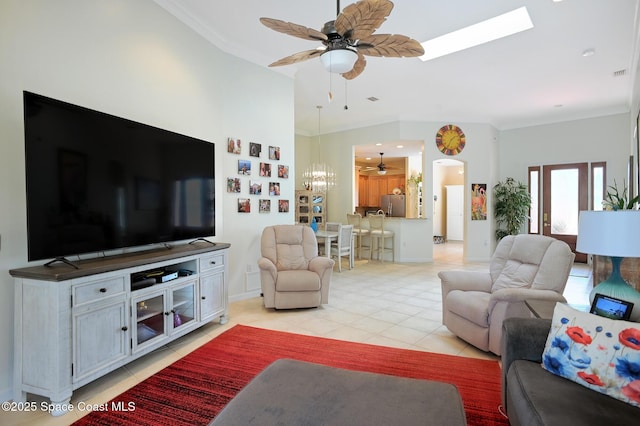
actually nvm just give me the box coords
[200,253,225,273]
[73,277,126,306]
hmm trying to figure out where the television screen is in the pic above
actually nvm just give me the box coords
[23,91,215,262]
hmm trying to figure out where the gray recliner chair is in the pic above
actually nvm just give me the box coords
[438,234,575,355]
[258,225,334,309]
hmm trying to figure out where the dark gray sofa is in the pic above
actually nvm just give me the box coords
[501,317,640,425]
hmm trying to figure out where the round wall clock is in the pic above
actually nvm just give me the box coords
[436,124,466,155]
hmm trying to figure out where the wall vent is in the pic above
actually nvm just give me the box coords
[613,69,627,77]
[367,96,379,102]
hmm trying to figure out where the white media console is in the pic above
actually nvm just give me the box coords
[10,241,230,416]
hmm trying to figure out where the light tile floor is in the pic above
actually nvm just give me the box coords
[2,242,592,425]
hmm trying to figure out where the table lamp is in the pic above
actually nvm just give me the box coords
[576,210,640,321]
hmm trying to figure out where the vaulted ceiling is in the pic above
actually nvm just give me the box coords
[156,0,640,141]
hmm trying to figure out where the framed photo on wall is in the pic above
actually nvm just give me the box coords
[238,198,250,213]
[238,159,251,175]
[227,177,240,193]
[259,162,272,177]
[228,137,241,154]
[249,181,262,195]
[249,142,261,157]
[471,183,487,220]
[259,199,271,213]
[278,199,289,212]
[269,182,280,196]
[269,145,280,160]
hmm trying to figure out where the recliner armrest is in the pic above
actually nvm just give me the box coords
[501,318,552,408]
[438,270,492,294]
[490,288,566,303]
[258,257,277,279]
[489,289,566,312]
[308,256,335,274]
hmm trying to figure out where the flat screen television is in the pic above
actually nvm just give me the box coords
[23,91,215,263]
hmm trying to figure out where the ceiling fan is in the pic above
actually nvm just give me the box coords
[260,0,425,80]
[359,152,401,173]
[377,152,387,175]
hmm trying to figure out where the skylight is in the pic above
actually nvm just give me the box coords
[419,7,534,62]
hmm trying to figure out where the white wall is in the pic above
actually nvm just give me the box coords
[499,114,631,187]
[295,121,498,262]
[0,0,294,401]
[296,114,634,263]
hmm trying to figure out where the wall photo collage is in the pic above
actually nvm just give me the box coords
[226,137,289,214]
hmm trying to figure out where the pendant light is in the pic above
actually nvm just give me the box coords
[303,106,336,192]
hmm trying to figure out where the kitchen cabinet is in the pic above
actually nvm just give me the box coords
[358,174,405,207]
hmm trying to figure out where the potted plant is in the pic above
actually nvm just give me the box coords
[602,180,639,210]
[494,177,531,240]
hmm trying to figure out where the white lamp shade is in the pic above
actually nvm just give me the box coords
[320,48,358,73]
[576,210,640,258]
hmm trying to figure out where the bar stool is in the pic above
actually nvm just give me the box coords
[346,213,370,259]
[367,213,394,262]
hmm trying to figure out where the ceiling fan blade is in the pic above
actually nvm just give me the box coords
[335,0,393,41]
[260,17,328,42]
[357,34,425,57]
[268,49,324,67]
[341,53,366,80]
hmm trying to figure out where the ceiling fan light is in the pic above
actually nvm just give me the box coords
[377,169,387,175]
[320,48,358,73]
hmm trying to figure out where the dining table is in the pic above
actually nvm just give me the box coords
[314,229,338,258]
[315,228,355,269]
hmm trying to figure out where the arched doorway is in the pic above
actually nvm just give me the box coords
[432,159,465,262]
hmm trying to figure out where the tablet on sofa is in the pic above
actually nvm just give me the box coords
[589,293,634,321]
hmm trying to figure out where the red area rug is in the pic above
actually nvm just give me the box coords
[74,325,507,426]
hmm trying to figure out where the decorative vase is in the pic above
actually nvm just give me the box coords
[310,218,318,232]
[590,256,640,321]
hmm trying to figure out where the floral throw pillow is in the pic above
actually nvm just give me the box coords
[541,302,640,407]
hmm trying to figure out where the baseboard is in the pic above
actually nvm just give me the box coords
[397,256,433,262]
[229,290,261,303]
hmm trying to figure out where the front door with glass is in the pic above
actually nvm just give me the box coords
[542,163,588,262]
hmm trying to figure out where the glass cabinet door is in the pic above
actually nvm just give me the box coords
[134,293,165,347]
[171,282,196,333]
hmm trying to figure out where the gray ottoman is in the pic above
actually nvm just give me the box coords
[210,359,466,425]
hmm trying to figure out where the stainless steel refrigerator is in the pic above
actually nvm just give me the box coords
[381,194,406,217]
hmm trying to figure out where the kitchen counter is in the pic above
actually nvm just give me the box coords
[360,216,431,262]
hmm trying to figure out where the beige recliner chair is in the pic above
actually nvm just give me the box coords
[258,225,335,309]
[439,234,575,355]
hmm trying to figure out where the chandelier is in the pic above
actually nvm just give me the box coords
[303,162,337,192]
[303,106,336,192]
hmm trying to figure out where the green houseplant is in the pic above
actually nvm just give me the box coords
[602,180,639,210]
[494,177,531,240]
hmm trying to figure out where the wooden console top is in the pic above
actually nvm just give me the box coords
[9,242,230,282]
